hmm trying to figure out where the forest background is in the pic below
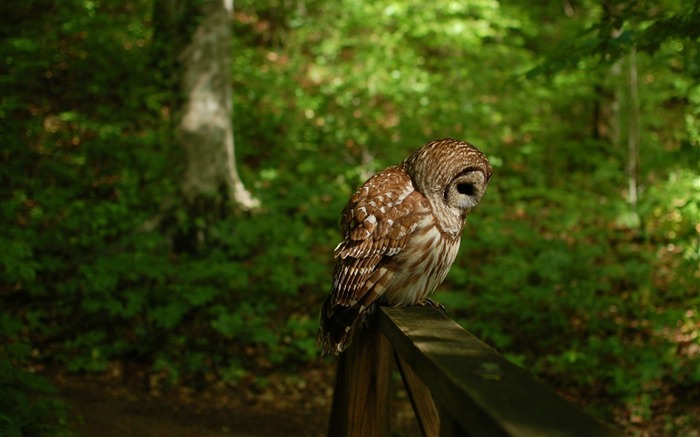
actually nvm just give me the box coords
[1,0,698,435]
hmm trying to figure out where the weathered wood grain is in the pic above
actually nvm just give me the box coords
[378,306,623,437]
[395,352,441,436]
[327,319,393,437]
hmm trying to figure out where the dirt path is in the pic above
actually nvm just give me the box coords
[52,371,329,437]
[51,367,421,437]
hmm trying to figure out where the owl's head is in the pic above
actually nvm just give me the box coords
[402,138,492,219]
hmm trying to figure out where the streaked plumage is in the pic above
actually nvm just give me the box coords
[318,138,493,355]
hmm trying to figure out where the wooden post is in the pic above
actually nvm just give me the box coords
[327,319,393,437]
[394,353,440,436]
[379,306,623,437]
[326,306,622,436]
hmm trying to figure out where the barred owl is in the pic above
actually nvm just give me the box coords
[317,138,493,356]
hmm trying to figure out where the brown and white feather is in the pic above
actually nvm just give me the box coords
[318,138,492,355]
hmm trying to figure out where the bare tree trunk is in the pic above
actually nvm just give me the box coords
[604,1,640,212]
[610,61,622,150]
[178,0,259,210]
[626,46,640,207]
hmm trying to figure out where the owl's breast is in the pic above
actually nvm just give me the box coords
[381,223,461,307]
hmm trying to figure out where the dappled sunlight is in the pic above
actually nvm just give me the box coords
[1,0,698,435]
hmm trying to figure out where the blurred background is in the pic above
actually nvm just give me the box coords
[1,0,698,435]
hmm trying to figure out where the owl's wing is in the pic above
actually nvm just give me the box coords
[330,166,429,308]
[318,166,432,355]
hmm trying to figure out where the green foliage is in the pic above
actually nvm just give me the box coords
[441,163,699,420]
[1,0,698,434]
[1,315,73,436]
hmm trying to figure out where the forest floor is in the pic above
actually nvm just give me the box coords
[46,362,422,437]
[44,361,699,436]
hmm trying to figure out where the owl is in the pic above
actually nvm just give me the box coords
[317,138,493,356]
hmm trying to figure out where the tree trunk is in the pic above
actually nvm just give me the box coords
[626,46,640,207]
[177,0,259,210]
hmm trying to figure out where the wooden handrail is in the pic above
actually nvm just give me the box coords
[328,305,623,437]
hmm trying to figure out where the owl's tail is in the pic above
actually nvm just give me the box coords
[317,296,379,356]
[317,297,355,356]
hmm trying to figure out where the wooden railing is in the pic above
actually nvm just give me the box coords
[328,306,623,437]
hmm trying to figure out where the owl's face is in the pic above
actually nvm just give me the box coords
[443,168,489,213]
[402,138,492,230]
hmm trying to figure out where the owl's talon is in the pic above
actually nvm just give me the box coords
[420,299,446,314]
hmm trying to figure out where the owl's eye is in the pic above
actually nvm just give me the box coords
[456,182,475,196]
